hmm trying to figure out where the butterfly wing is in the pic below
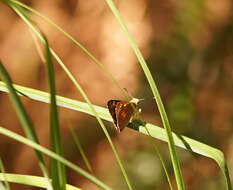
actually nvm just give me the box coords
[115,102,136,131]
[107,100,121,127]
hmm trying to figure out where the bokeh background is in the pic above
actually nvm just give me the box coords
[0,0,233,189]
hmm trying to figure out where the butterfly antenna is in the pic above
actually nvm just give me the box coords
[123,88,144,104]
[123,88,133,100]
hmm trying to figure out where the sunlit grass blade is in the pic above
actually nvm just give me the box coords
[0,183,6,190]
[7,0,129,99]
[70,127,94,174]
[1,1,231,189]
[143,127,173,190]
[3,2,133,189]
[103,0,185,189]
[0,62,52,190]
[43,37,67,190]
[0,158,11,190]
[0,81,109,120]
[0,82,231,189]
[0,173,81,190]
[3,0,31,22]
[0,126,112,190]
[156,149,173,190]
[137,123,232,190]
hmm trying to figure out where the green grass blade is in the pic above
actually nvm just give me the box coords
[1,1,231,189]
[103,1,185,189]
[0,158,11,190]
[137,123,232,190]
[143,127,173,190]
[70,128,94,173]
[0,63,43,161]
[156,149,173,190]
[0,62,52,190]
[44,37,67,190]
[0,81,109,120]
[0,183,6,190]
[0,126,112,190]
[0,83,231,189]
[7,0,128,98]
[4,3,133,189]
[0,173,81,190]
[2,0,31,22]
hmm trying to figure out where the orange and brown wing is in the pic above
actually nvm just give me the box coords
[115,102,136,131]
[107,100,121,127]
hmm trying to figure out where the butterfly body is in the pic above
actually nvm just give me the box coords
[107,100,137,132]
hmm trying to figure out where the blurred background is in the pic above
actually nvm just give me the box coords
[0,0,233,189]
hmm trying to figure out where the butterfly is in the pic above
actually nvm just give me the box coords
[107,98,139,132]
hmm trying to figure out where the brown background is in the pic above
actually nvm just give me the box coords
[0,0,233,189]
